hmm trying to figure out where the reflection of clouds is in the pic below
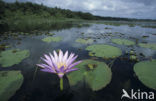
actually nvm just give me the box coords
[71,43,85,49]
[51,28,80,43]
[97,39,109,44]
[99,30,105,33]
[138,48,156,57]
[86,29,94,34]
[112,25,156,42]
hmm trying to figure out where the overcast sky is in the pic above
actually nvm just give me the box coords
[4,0,156,19]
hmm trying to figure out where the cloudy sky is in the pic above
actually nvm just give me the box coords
[4,0,156,19]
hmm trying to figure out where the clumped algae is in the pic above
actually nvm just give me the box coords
[42,36,62,43]
[67,59,112,91]
[134,60,156,90]
[0,49,30,67]
[130,55,138,61]
[86,44,122,59]
[0,71,24,101]
[112,38,135,46]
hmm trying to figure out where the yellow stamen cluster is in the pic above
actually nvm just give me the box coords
[57,62,66,69]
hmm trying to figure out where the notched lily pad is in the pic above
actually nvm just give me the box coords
[134,60,156,90]
[0,71,23,101]
[0,49,30,67]
[139,43,156,50]
[112,39,135,46]
[86,44,122,59]
[76,38,94,44]
[42,36,62,43]
[67,59,112,91]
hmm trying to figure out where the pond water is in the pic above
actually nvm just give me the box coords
[0,21,156,101]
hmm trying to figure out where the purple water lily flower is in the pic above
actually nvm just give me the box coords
[37,50,82,78]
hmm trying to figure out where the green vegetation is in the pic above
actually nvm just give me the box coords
[42,36,62,43]
[0,0,95,32]
[139,43,156,50]
[86,44,122,59]
[0,49,30,67]
[141,25,156,28]
[1,0,155,32]
[130,55,138,61]
[75,38,94,44]
[134,60,156,90]
[112,39,135,46]
[67,59,112,91]
[0,44,10,51]
[0,71,23,101]
[93,21,137,27]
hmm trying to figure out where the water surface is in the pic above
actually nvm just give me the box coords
[0,21,156,101]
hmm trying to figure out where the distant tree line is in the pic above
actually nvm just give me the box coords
[0,0,96,20]
[0,0,155,32]
[0,0,155,21]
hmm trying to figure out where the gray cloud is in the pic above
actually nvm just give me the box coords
[4,0,156,19]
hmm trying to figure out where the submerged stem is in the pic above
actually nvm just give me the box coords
[60,78,63,91]
[33,66,38,81]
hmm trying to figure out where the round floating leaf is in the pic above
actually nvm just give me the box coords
[86,44,122,58]
[0,71,23,101]
[0,49,30,67]
[67,59,112,91]
[139,43,156,50]
[112,39,135,46]
[42,36,62,43]
[76,38,93,44]
[134,60,156,90]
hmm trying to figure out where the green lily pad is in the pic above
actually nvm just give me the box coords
[76,38,94,44]
[86,44,122,59]
[112,39,135,46]
[42,36,62,43]
[0,49,30,67]
[134,60,156,90]
[0,71,23,101]
[139,43,156,50]
[67,59,112,91]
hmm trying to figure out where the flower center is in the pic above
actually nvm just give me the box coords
[57,62,66,69]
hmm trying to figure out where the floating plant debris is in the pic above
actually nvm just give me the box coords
[104,27,112,29]
[134,60,156,90]
[0,49,30,67]
[0,44,9,51]
[67,59,112,91]
[76,38,94,44]
[139,43,156,50]
[86,44,122,59]
[142,35,149,38]
[88,52,95,57]
[42,36,62,43]
[130,55,138,61]
[112,39,135,46]
[141,25,156,29]
[0,71,23,101]
[87,64,97,70]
